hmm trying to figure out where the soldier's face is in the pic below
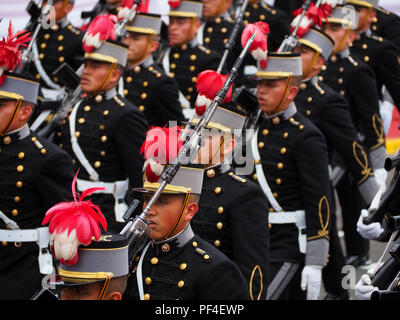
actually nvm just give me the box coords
[0,99,32,134]
[257,79,298,116]
[295,45,324,79]
[202,0,232,18]
[168,17,200,46]
[105,0,122,5]
[356,7,375,32]
[43,0,73,22]
[143,193,198,241]
[123,33,158,65]
[81,60,120,94]
[322,24,354,53]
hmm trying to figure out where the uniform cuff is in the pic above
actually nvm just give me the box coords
[305,238,329,267]
[358,176,379,206]
[369,146,386,170]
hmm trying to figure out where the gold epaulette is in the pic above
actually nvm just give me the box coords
[113,95,126,107]
[228,171,247,184]
[147,65,162,78]
[67,24,81,36]
[347,55,359,67]
[31,136,47,155]
[192,241,212,262]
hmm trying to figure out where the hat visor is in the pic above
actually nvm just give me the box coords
[133,182,192,194]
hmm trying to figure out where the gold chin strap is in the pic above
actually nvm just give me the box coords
[209,131,228,165]
[1,98,23,137]
[216,0,226,16]
[183,18,197,44]
[270,76,293,115]
[97,274,113,300]
[164,191,191,239]
[303,51,321,80]
[97,62,117,93]
[333,28,351,54]
[135,34,154,65]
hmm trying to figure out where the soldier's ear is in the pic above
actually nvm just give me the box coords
[184,202,198,221]
[19,103,34,123]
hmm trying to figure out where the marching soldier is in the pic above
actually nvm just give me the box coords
[38,182,129,300]
[347,0,400,120]
[188,104,270,300]
[124,127,249,300]
[158,0,221,118]
[200,0,250,84]
[27,0,84,96]
[320,5,387,266]
[55,21,148,233]
[370,6,400,51]
[294,27,382,300]
[234,0,290,52]
[121,12,185,126]
[0,30,75,299]
[250,52,331,300]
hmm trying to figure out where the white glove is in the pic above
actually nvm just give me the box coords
[355,274,378,300]
[374,168,387,193]
[301,265,322,300]
[357,209,384,240]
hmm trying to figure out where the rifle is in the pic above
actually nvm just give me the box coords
[81,0,106,21]
[278,0,314,52]
[17,0,54,74]
[120,32,257,270]
[37,63,82,138]
[363,156,400,225]
[115,0,143,41]
[217,0,249,73]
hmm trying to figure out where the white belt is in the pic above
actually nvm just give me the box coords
[77,178,129,223]
[0,227,54,275]
[269,210,307,254]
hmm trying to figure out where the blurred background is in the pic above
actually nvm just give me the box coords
[1,0,399,38]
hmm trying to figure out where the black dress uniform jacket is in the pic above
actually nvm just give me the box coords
[0,125,74,299]
[161,39,221,108]
[27,18,84,88]
[121,56,185,126]
[125,225,249,300]
[350,29,400,111]
[295,77,376,192]
[56,88,148,232]
[320,49,385,155]
[371,8,400,51]
[239,1,290,52]
[252,104,331,264]
[191,162,269,300]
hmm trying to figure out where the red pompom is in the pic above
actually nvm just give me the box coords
[168,0,181,9]
[140,126,184,182]
[0,21,31,85]
[82,15,117,52]
[241,21,269,69]
[42,172,107,265]
[291,3,331,37]
[195,70,233,116]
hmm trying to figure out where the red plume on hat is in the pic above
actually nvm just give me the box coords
[140,126,184,183]
[195,70,233,116]
[0,21,31,85]
[82,15,117,53]
[118,0,135,20]
[320,0,340,13]
[290,2,331,38]
[168,0,181,9]
[42,172,107,265]
[241,21,270,69]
